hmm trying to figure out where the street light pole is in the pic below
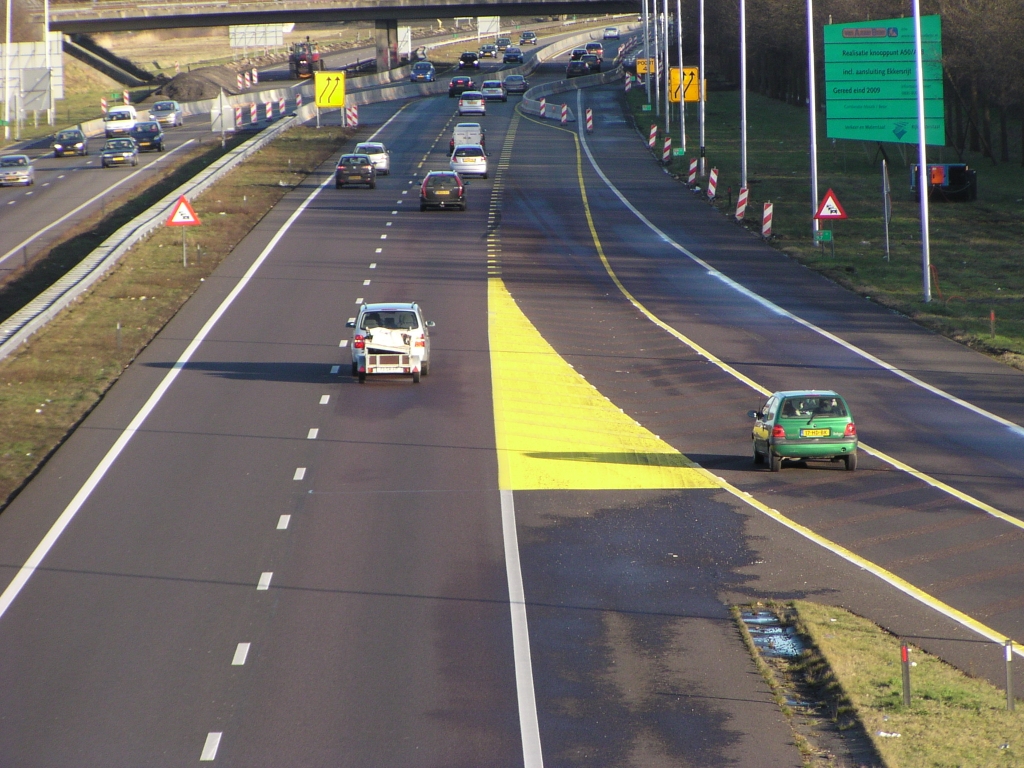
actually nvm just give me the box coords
[912,0,932,302]
[642,0,650,103]
[662,0,669,133]
[739,0,748,189]
[807,0,820,239]
[699,0,705,175]
[4,0,12,141]
[652,0,661,116]
[676,0,684,152]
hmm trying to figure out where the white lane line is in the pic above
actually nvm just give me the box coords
[330,365,340,374]
[6,201,13,205]
[397,200,404,204]
[339,339,349,348]
[200,732,222,761]
[307,428,318,439]
[0,139,198,268]
[391,210,398,214]
[257,572,273,590]
[232,642,251,665]
[380,234,387,239]
[347,317,356,324]
[293,467,306,480]
[375,248,382,253]
[363,279,371,285]
[25,191,32,196]
[319,395,330,404]
[369,262,376,269]
[501,490,544,768]
[402,190,408,195]
[277,514,291,529]
[355,297,364,303]
[386,222,392,227]
[41,182,49,187]
[574,91,1023,439]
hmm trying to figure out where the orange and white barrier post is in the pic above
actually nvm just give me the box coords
[252,67,259,85]
[560,103,568,125]
[762,202,774,238]
[585,108,593,133]
[624,74,632,92]
[234,106,243,126]
[662,135,672,164]
[687,158,698,185]
[707,168,719,200]
[244,72,252,89]
[539,98,546,118]
[279,97,286,115]
[296,93,303,108]
[250,102,257,123]
[100,97,108,114]
[345,104,359,127]
[123,90,130,105]
[648,124,657,150]
[735,187,749,220]
[237,73,243,91]
[265,100,274,119]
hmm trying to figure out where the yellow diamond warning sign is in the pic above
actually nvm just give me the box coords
[166,195,201,226]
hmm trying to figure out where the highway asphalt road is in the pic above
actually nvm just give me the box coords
[0,53,1022,765]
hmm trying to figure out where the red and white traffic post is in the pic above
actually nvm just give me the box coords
[249,103,257,123]
[165,195,202,267]
[345,104,359,127]
[278,97,286,115]
[662,136,672,164]
[687,158,697,185]
[648,124,657,150]
[706,167,719,200]
[539,98,546,118]
[244,72,252,89]
[296,93,303,109]
[265,100,273,119]
[735,186,748,220]
[761,202,774,239]
[100,97,108,114]
[624,74,632,92]
[237,73,243,91]
[585,108,593,133]
[251,67,259,85]
[123,90,130,105]
[560,103,568,125]
[234,106,243,126]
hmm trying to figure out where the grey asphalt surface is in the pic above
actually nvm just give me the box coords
[0,49,1022,766]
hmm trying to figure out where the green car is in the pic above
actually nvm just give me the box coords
[748,390,858,472]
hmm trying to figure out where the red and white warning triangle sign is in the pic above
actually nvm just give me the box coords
[166,195,202,226]
[814,188,847,220]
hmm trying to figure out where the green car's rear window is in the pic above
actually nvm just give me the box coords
[779,396,848,419]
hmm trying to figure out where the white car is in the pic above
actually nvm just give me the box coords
[480,80,507,102]
[604,27,620,40]
[347,303,433,383]
[354,141,390,175]
[450,144,487,179]
[104,105,138,137]
[457,91,486,116]
[0,154,34,186]
[148,100,183,127]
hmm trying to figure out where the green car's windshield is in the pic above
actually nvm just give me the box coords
[780,396,848,420]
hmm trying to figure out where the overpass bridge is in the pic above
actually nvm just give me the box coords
[31,0,637,72]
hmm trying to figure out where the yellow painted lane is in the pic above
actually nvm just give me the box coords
[488,277,716,492]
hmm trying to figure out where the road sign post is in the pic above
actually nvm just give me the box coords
[814,188,847,257]
[166,196,202,267]
[314,71,346,126]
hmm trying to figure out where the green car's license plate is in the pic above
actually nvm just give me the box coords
[800,428,830,437]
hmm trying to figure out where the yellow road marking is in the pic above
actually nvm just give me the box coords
[513,104,1023,652]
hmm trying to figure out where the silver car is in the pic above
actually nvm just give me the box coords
[0,154,34,186]
[457,91,486,116]
[450,144,488,179]
[148,100,183,127]
[354,142,390,175]
[346,302,434,383]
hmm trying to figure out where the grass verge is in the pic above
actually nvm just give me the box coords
[625,88,1024,371]
[0,125,351,509]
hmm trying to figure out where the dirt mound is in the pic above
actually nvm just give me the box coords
[155,66,245,101]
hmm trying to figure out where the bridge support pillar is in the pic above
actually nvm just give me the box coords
[374,19,399,72]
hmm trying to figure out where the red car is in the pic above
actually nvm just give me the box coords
[449,76,475,97]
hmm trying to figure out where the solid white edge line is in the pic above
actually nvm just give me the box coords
[0,139,198,267]
[574,91,1024,440]
[501,489,544,768]
[200,731,222,761]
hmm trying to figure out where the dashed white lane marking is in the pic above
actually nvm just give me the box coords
[25,191,32,196]
[307,428,318,439]
[386,222,392,227]
[391,210,398,214]
[57,174,65,179]
[200,732,222,761]
[347,316,356,323]
[232,642,251,665]
[402,190,408,194]
[6,201,13,205]
[363,279,371,285]
[293,467,306,480]
[277,514,291,529]
[339,339,348,347]
[397,200,404,204]
[375,248,382,253]
[330,365,340,374]
[41,182,49,187]
[355,297,363,304]
[369,263,377,268]
[380,234,387,239]
[320,395,330,404]
[257,572,273,590]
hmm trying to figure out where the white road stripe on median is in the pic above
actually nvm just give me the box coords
[200,732,222,761]
[293,467,306,480]
[319,395,330,404]
[232,642,251,665]
[277,514,291,529]
[257,572,273,590]
[307,428,318,439]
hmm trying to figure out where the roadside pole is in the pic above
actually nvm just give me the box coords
[739,0,748,189]
[883,159,892,261]
[643,0,651,103]
[698,0,706,175]
[218,89,226,148]
[806,0,820,241]
[912,0,932,302]
[662,0,670,134]
[44,0,52,125]
[652,0,661,116]
[676,0,685,153]
[4,0,11,141]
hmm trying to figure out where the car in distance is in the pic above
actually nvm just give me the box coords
[496,36,512,51]
[480,80,507,102]
[449,122,485,153]
[409,61,436,82]
[100,138,139,167]
[603,26,620,39]
[749,390,858,472]
[519,31,538,45]
[502,74,529,94]
[585,42,605,59]
[420,170,466,211]
[450,144,488,178]
[0,154,34,185]
[570,48,587,61]
[566,60,590,78]
[104,105,138,137]
[148,100,183,127]
[354,142,390,175]
[458,51,481,69]
[503,46,524,64]
[457,91,486,116]
[449,75,475,97]
[335,153,376,189]
[581,53,602,73]
[479,43,498,58]
[52,128,88,157]
[347,302,433,383]
[130,121,165,151]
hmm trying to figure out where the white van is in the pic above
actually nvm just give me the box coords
[449,122,485,153]
[104,105,138,137]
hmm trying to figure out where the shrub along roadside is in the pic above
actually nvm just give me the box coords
[625,87,1024,371]
[0,126,351,510]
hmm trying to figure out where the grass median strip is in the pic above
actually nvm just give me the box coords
[0,125,350,510]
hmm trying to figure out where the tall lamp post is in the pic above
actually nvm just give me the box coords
[642,0,651,103]
[739,0,748,189]
[912,0,932,302]
[699,0,705,175]
[806,0,820,239]
[4,0,12,141]
[676,0,684,152]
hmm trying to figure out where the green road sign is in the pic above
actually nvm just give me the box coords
[641,104,652,112]
[672,147,685,156]
[0,120,8,127]
[824,15,945,145]
[815,229,833,243]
